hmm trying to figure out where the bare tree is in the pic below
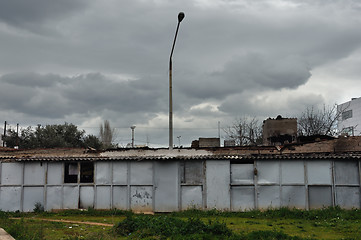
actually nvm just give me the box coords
[298,104,340,136]
[224,116,262,146]
[99,120,114,148]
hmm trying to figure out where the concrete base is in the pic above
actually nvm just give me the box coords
[0,228,15,240]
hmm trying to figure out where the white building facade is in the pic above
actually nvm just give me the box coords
[338,97,361,136]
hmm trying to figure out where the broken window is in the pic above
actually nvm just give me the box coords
[64,162,94,183]
[64,163,78,183]
[180,161,203,184]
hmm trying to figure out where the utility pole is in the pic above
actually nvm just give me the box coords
[3,121,7,147]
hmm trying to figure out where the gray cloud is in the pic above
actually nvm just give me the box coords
[1,0,361,146]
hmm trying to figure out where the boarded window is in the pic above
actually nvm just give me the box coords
[180,161,203,184]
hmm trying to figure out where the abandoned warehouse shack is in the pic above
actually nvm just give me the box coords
[0,137,361,212]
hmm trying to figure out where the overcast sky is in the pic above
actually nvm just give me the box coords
[0,0,360,147]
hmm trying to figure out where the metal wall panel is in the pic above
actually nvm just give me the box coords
[80,186,94,209]
[231,163,254,184]
[258,186,280,209]
[309,186,332,209]
[1,162,22,185]
[281,186,306,209]
[96,186,111,209]
[113,162,128,185]
[181,186,202,210]
[113,186,128,209]
[130,161,152,185]
[24,162,45,185]
[63,186,79,209]
[336,187,360,209]
[23,187,44,212]
[281,161,304,184]
[47,163,63,185]
[130,186,153,212]
[46,186,62,211]
[206,160,230,210]
[307,161,332,185]
[257,161,279,184]
[154,161,178,212]
[334,161,359,185]
[181,161,203,184]
[0,187,21,211]
[231,186,255,211]
[96,162,111,185]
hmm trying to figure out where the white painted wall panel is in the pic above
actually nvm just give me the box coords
[23,187,44,212]
[130,162,152,185]
[231,186,255,211]
[258,186,280,209]
[0,187,21,211]
[130,186,153,212]
[112,162,127,185]
[24,162,45,185]
[1,162,22,185]
[307,161,332,185]
[181,186,202,210]
[47,163,63,185]
[46,186,62,211]
[80,186,94,209]
[281,161,304,184]
[206,160,230,210]
[63,186,79,209]
[96,186,111,209]
[257,161,280,184]
[96,162,111,185]
[113,186,128,209]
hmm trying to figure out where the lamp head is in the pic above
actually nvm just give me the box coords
[178,12,185,22]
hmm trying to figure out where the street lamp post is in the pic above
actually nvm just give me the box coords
[169,12,185,150]
[130,126,136,148]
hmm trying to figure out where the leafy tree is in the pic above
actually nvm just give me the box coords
[2,123,102,149]
[298,105,340,136]
[224,116,263,146]
[99,120,114,149]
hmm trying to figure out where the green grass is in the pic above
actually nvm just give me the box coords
[0,207,360,239]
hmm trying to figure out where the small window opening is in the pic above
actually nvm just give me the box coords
[80,162,94,183]
[64,163,78,183]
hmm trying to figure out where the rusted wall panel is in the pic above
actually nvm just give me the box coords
[281,186,306,209]
[63,186,79,209]
[96,186,111,209]
[1,162,22,185]
[130,162,152,185]
[47,163,63,185]
[80,186,94,209]
[181,186,202,210]
[113,186,127,209]
[23,187,44,212]
[24,162,45,185]
[0,187,21,211]
[96,162,111,185]
[231,186,255,211]
[154,161,178,212]
[46,186,62,210]
[130,186,153,212]
[206,160,230,210]
[112,162,127,185]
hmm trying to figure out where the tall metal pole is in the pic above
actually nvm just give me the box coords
[169,12,185,150]
[131,126,136,148]
[3,121,7,147]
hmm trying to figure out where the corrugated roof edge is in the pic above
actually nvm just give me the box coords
[1,153,360,162]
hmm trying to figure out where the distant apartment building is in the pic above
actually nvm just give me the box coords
[262,115,297,145]
[338,97,361,136]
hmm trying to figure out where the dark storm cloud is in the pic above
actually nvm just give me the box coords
[0,0,88,33]
[0,72,166,118]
